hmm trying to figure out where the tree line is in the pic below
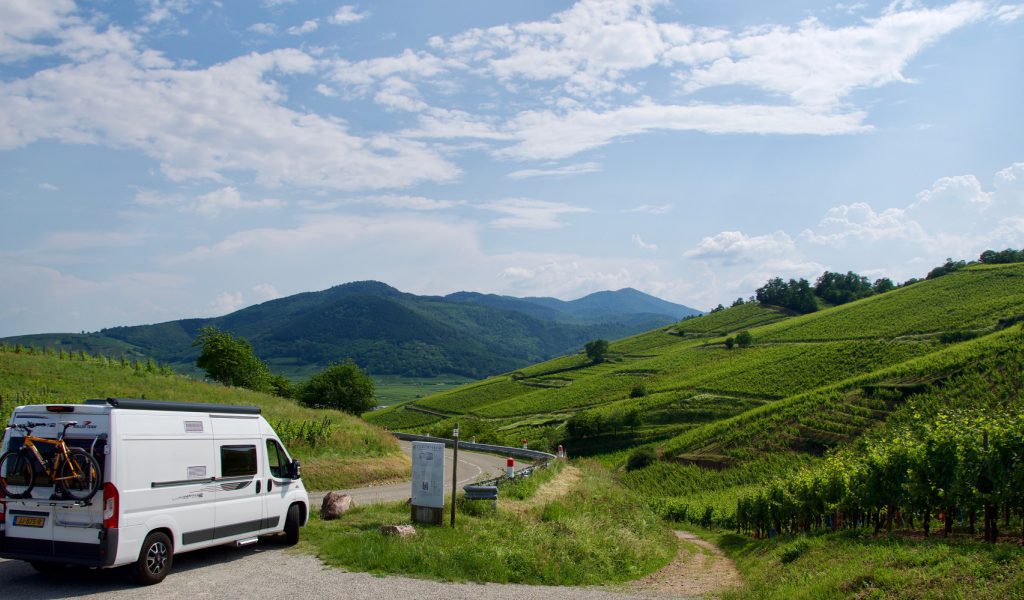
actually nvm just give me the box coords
[748,248,1023,315]
[193,327,374,414]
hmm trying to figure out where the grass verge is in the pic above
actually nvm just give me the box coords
[303,460,676,585]
[690,526,1024,599]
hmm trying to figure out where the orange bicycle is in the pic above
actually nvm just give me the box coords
[0,421,101,501]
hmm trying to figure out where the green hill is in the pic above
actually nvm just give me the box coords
[367,263,1024,525]
[0,349,408,490]
[1,281,699,381]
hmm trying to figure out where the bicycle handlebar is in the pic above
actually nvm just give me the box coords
[8,421,79,432]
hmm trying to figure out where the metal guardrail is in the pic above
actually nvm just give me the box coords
[391,432,556,488]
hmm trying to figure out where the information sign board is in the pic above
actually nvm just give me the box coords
[411,441,445,509]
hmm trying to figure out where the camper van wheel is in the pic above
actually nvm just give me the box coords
[283,504,300,546]
[134,531,173,585]
[29,561,67,575]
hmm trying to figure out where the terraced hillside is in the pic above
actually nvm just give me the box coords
[0,350,408,490]
[367,263,1024,522]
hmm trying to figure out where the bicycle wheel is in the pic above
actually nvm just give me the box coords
[57,449,101,501]
[0,450,36,499]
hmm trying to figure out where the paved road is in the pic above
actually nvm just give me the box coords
[309,440,516,507]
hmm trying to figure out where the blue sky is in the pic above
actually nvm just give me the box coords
[1,0,1022,336]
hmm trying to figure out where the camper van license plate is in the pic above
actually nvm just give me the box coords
[13,515,46,528]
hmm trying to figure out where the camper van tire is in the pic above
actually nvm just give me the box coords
[134,531,173,585]
[284,504,301,545]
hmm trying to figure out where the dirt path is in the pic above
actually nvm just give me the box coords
[626,530,742,598]
[503,464,582,516]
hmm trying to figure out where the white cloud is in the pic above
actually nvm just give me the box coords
[497,103,869,160]
[248,23,278,35]
[801,202,926,246]
[315,83,337,97]
[677,2,987,108]
[374,77,429,112]
[263,0,296,7]
[685,230,796,264]
[252,283,282,302]
[995,4,1024,22]
[143,0,195,25]
[911,174,992,209]
[0,0,76,63]
[507,161,601,179]
[211,291,245,315]
[328,5,369,25]
[624,203,672,214]
[39,182,59,191]
[287,19,319,36]
[0,38,459,190]
[632,234,657,252]
[190,186,283,217]
[479,198,590,229]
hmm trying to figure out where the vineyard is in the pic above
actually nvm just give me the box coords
[368,262,1024,561]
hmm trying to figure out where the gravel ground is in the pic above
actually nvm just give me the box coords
[0,544,694,599]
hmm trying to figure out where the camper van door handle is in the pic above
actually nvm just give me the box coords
[256,480,261,494]
[267,479,273,492]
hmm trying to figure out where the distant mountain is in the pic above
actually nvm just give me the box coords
[445,288,699,324]
[2,282,700,380]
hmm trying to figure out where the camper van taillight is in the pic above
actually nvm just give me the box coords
[102,482,119,529]
[47,405,74,413]
[0,488,6,524]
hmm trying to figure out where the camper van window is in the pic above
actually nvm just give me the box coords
[266,439,288,478]
[220,445,257,478]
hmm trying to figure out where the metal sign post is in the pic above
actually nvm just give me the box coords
[450,423,459,527]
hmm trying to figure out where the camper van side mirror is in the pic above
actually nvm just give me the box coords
[289,459,302,480]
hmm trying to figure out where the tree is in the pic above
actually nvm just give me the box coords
[926,258,966,280]
[755,277,818,314]
[584,339,610,363]
[193,327,271,392]
[724,337,735,350]
[736,330,753,348]
[731,297,746,307]
[299,361,376,414]
[814,271,873,305]
[872,277,895,294]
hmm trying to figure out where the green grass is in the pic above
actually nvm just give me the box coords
[302,461,676,585]
[755,263,1024,342]
[674,303,790,336]
[0,350,407,490]
[703,527,1024,599]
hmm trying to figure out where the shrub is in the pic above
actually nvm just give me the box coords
[626,446,657,471]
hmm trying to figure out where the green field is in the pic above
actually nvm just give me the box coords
[0,349,408,490]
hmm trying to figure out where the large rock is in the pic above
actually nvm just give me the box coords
[379,524,416,537]
[320,492,355,520]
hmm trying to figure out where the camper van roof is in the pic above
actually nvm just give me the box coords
[85,398,262,415]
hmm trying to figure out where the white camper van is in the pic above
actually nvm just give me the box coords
[0,398,310,584]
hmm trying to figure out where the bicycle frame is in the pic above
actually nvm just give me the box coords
[19,430,83,484]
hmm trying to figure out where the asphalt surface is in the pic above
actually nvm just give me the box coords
[309,440,516,508]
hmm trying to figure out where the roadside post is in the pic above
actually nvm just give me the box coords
[450,423,459,527]
[506,456,514,479]
[411,441,445,525]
